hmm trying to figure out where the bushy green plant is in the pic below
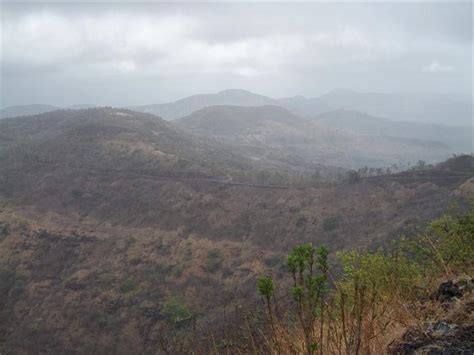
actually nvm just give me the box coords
[256,207,474,354]
[257,276,276,337]
[257,276,274,300]
[337,249,423,300]
[397,207,474,278]
[427,211,474,272]
[119,277,137,293]
[162,297,193,326]
[287,244,329,354]
[257,244,329,354]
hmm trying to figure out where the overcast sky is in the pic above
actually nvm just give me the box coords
[1,1,472,107]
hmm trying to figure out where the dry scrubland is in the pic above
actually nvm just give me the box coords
[0,108,472,353]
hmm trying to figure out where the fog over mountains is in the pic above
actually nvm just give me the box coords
[1,88,471,169]
[3,88,470,126]
[1,2,473,353]
[129,88,472,126]
[128,89,276,121]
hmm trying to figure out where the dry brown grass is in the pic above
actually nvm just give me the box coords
[250,277,471,355]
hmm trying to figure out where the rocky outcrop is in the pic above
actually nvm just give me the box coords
[389,279,474,354]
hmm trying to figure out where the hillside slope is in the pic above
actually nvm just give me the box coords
[176,104,456,169]
[0,106,472,353]
[317,89,472,126]
[177,104,307,136]
[0,107,253,183]
[0,109,472,354]
[315,109,472,154]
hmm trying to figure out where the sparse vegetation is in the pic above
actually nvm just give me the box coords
[322,216,339,231]
[120,277,138,293]
[129,256,142,265]
[0,120,471,355]
[162,297,193,326]
[296,215,308,228]
[0,268,14,311]
[345,170,361,184]
[173,264,184,277]
[205,248,223,272]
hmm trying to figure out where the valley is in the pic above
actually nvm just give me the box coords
[0,106,472,353]
[2,3,472,353]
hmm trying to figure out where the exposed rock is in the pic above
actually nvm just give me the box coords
[433,280,464,302]
[390,279,474,354]
[427,320,458,337]
[389,323,474,354]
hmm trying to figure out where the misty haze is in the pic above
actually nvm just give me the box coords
[0,1,473,354]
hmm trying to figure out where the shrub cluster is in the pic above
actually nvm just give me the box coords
[256,206,474,354]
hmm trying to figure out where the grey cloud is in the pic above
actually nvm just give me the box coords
[1,2,471,107]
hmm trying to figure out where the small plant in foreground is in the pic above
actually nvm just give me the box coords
[257,244,329,355]
[256,206,473,354]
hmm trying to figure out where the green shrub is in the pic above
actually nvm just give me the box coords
[255,207,474,354]
[162,297,193,326]
[119,278,137,293]
[322,216,339,231]
[398,208,474,277]
[257,276,274,300]
[337,249,423,301]
[257,244,329,354]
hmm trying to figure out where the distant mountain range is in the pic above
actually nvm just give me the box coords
[316,89,472,126]
[127,89,276,120]
[2,90,471,168]
[314,109,472,154]
[3,88,471,126]
[176,105,465,168]
[129,88,472,126]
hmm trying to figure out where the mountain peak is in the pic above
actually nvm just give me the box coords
[216,89,270,99]
[217,89,256,95]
